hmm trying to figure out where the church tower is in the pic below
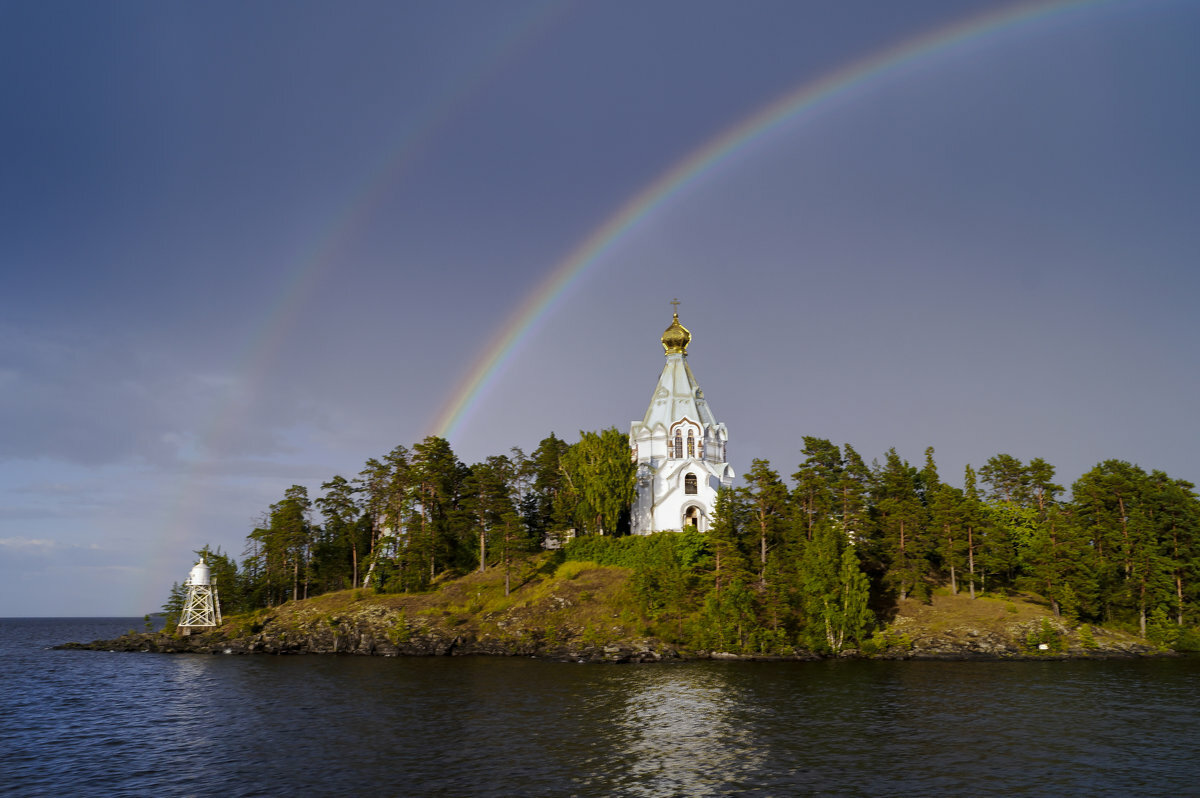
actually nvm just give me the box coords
[630,306,735,534]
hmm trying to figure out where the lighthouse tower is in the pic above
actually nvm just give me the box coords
[178,558,222,636]
[629,306,735,534]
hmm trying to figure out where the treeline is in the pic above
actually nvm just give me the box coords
[166,430,1200,651]
[164,429,636,621]
[583,438,1199,654]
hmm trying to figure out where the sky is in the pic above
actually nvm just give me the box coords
[2,0,1197,616]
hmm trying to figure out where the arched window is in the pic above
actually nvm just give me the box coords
[674,430,683,459]
[687,430,695,458]
[685,473,697,494]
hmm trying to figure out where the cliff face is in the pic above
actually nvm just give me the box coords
[62,559,1162,661]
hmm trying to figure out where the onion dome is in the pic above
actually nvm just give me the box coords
[661,313,691,355]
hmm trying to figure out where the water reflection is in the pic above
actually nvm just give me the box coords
[12,625,1200,798]
[578,665,762,796]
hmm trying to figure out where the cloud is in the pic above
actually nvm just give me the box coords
[0,325,342,468]
[0,536,99,553]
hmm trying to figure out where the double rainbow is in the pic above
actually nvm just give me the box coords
[429,0,1116,441]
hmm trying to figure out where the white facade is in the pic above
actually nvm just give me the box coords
[630,312,734,534]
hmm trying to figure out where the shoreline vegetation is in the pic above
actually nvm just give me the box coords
[67,431,1200,661]
[65,551,1162,662]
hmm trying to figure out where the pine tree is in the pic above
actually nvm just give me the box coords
[707,487,751,598]
[792,437,843,542]
[316,474,362,589]
[873,449,928,601]
[743,459,789,591]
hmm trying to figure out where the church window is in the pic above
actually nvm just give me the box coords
[687,430,695,458]
[685,473,697,494]
[674,430,682,459]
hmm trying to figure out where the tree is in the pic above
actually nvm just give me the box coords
[838,444,872,542]
[1151,475,1200,626]
[462,454,530,593]
[524,433,572,544]
[275,485,314,601]
[800,521,871,653]
[872,449,928,601]
[559,428,636,536]
[707,487,751,599]
[929,482,966,595]
[411,436,471,579]
[1071,460,1175,634]
[161,581,187,631]
[980,453,1030,505]
[743,459,789,591]
[195,545,241,616]
[1027,457,1063,514]
[960,465,993,599]
[246,485,314,605]
[316,474,362,589]
[791,437,843,542]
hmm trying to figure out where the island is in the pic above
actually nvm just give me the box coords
[64,552,1160,661]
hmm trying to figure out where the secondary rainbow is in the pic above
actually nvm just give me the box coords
[430,0,1116,441]
[139,3,570,610]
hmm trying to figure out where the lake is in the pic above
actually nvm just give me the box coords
[4,618,1199,796]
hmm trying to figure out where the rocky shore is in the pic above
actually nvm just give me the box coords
[59,559,1165,662]
[61,592,1161,663]
[60,610,683,663]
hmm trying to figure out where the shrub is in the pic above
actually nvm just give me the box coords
[1146,606,1179,649]
[1174,627,1200,652]
[1077,624,1097,650]
[1025,617,1063,653]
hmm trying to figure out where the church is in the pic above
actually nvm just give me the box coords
[629,307,735,534]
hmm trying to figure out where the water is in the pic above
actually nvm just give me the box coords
[4,618,1200,796]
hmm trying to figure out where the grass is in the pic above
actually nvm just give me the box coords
[213,553,648,651]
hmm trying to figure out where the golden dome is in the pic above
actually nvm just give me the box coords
[661,313,691,355]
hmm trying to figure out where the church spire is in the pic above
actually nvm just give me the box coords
[631,304,733,534]
[660,299,691,355]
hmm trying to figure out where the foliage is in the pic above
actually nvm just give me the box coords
[558,428,636,536]
[163,425,1200,653]
[1077,624,1097,650]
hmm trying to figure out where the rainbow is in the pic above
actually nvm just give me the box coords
[140,3,571,611]
[430,0,1118,441]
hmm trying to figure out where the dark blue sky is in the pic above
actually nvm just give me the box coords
[2,0,1198,615]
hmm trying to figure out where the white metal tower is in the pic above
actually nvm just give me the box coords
[178,558,222,636]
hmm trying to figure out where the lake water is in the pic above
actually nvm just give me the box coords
[4,618,1200,796]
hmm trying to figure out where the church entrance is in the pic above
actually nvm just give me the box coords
[684,506,700,529]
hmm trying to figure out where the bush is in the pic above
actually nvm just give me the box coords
[1025,617,1063,653]
[1174,627,1200,652]
[1146,606,1179,649]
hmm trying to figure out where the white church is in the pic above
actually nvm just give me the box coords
[630,307,735,534]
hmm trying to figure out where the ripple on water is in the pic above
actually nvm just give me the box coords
[4,621,1200,796]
